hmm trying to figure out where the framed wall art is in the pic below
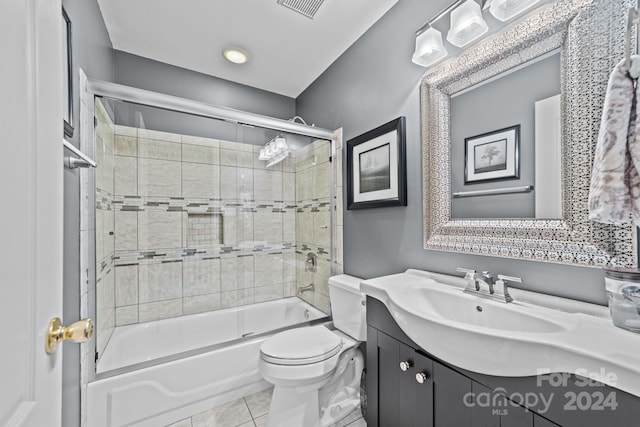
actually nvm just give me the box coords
[347,117,407,209]
[464,124,520,184]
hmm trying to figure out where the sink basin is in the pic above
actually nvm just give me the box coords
[360,269,640,398]
[393,282,566,334]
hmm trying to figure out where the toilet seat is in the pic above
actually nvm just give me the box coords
[260,326,343,366]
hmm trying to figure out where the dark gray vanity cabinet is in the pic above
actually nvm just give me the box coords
[366,296,640,427]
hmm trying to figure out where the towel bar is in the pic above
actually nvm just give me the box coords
[63,139,96,169]
[452,185,533,198]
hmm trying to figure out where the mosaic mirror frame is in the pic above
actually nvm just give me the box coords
[421,0,637,267]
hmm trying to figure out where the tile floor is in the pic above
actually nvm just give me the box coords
[166,387,366,427]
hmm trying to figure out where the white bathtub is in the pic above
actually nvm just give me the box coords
[87,297,327,427]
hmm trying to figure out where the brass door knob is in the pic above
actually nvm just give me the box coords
[400,361,412,371]
[415,372,429,384]
[45,317,94,355]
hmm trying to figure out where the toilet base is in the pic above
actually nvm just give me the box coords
[265,386,321,427]
[264,348,364,427]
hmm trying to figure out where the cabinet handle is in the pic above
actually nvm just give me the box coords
[415,372,429,384]
[399,361,412,371]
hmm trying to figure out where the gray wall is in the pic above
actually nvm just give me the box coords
[451,52,560,219]
[296,0,611,305]
[114,51,295,120]
[61,1,115,426]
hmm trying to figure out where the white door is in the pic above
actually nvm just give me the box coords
[0,0,65,425]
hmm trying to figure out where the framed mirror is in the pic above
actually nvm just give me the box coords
[421,0,637,267]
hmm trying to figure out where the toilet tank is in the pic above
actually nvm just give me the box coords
[328,275,366,341]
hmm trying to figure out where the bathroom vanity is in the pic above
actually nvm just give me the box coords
[362,271,640,427]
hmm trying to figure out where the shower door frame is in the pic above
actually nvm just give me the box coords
[79,75,342,382]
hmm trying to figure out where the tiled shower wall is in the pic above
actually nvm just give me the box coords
[109,124,302,329]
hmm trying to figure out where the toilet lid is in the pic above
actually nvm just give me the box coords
[260,326,342,365]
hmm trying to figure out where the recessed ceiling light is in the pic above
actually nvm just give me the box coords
[222,48,249,64]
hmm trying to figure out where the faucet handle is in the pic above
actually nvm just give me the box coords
[457,268,480,292]
[497,275,522,283]
[495,275,521,303]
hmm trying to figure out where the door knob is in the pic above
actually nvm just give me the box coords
[400,360,412,371]
[45,317,94,355]
[415,372,429,384]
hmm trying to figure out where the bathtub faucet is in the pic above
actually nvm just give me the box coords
[298,283,315,295]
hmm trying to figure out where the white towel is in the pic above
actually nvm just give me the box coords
[588,55,640,225]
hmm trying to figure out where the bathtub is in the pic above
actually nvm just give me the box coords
[87,297,328,427]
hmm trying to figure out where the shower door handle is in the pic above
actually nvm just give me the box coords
[45,317,94,355]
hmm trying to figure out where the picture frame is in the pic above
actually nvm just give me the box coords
[464,124,520,184]
[62,7,74,139]
[347,117,407,209]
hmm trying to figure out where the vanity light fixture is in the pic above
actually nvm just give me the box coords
[412,27,449,67]
[488,0,540,22]
[222,47,249,64]
[412,0,552,68]
[446,0,489,47]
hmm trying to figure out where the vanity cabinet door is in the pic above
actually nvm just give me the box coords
[367,327,434,427]
[500,402,533,427]
[533,414,560,427]
[471,382,500,427]
[432,360,473,426]
[374,330,420,427]
[412,351,434,427]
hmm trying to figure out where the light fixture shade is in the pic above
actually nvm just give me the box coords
[275,137,288,152]
[446,0,489,48]
[259,148,269,160]
[266,150,289,168]
[412,27,448,67]
[489,0,540,22]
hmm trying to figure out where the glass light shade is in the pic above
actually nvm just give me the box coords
[275,137,288,152]
[266,150,289,168]
[412,27,448,67]
[446,0,489,48]
[265,143,274,157]
[272,140,284,154]
[489,0,540,22]
[259,148,269,161]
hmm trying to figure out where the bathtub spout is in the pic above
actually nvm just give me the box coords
[298,283,315,295]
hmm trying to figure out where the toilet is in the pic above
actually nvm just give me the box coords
[258,275,366,427]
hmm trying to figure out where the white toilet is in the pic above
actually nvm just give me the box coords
[258,275,366,427]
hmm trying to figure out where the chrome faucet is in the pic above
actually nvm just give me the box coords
[298,283,315,295]
[481,271,495,295]
[456,268,522,303]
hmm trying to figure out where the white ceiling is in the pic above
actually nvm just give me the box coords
[97,0,398,98]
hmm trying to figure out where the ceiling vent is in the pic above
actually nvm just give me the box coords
[277,0,325,19]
